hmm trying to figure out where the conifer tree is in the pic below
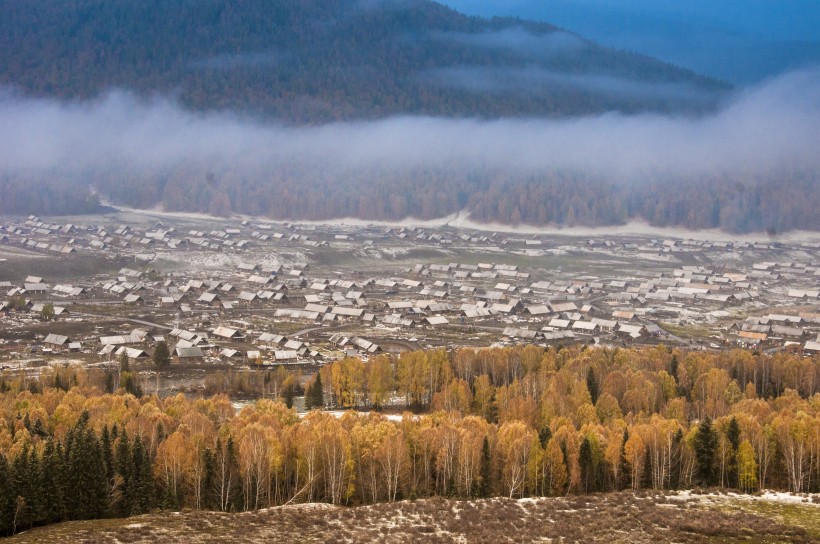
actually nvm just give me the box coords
[486,390,498,424]
[579,437,594,493]
[119,350,130,373]
[201,447,215,510]
[0,454,13,535]
[11,447,30,530]
[641,449,653,489]
[114,430,132,516]
[479,436,492,498]
[101,426,115,486]
[304,381,314,410]
[40,440,64,524]
[131,436,154,515]
[539,425,552,449]
[225,437,242,512]
[694,416,718,487]
[618,429,631,490]
[214,437,240,512]
[586,367,598,404]
[309,372,324,410]
[153,341,171,370]
[670,428,684,490]
[25,447,45,527]
[32,418,46,438]
[65,412,108,519]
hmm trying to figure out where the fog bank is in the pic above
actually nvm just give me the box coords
[2,69,818,182]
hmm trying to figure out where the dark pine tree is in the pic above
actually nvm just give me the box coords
[579,436,596,493]
[213,436,241,512]
[670,428,684,490]
[670,355,679,380]
[538,426,552,449]
[304,380,314,410]
[309,372,324,410]
[619,429,631,490]
[114,430,132,517]
[479,436,492,498]
[40,440,65,524]
[11,446,31,531]
[201,447,215,510]
[0,454,14,535]
[64,412,108,520]
[694,416,718,487]
[486,390,499,424]
[586,367,598,404]
[153,341,171,370]
[225,437,243,512]
[25,446,44,527]
[131,435,154,515]
[104,370,116,394]
[641,449,653,489]
[31,417,46,438]
[101,426,115,487]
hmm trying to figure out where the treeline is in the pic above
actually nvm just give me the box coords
[0,0,724,123]
[4,164,817,233]
[1,345,819,535]
[0,178,102,216]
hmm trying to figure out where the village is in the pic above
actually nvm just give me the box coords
[1,210,819,396]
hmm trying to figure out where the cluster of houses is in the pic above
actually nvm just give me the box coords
[2,215,820,367]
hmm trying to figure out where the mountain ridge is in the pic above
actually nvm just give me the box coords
[0,0,729,123]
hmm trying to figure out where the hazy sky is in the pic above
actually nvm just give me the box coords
[442,1,820,84]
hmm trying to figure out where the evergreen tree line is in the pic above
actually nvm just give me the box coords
[3,166,817,234]
[0,412,153,535]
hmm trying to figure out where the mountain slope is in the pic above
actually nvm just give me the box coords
[2,1,816,233]
[0,0,728,122]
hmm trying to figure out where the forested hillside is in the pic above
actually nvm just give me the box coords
[0,0,725,122]
[1,1,816,232]
[1,345,819,535]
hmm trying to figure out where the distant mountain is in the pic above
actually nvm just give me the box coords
[0,0,728,122]
[443,0,820,85]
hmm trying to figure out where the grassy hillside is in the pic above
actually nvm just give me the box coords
[5,493,817,543]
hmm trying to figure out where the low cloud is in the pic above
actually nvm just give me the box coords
[432,27,585,59]
[1,68,819,186]
[423,65,718,107]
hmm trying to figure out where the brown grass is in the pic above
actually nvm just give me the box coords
[5,492,816,544]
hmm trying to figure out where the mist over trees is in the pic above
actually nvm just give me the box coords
[0,1,817,232]
[2,67,819,232]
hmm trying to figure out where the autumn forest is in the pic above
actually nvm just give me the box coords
[1,344,819,536]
